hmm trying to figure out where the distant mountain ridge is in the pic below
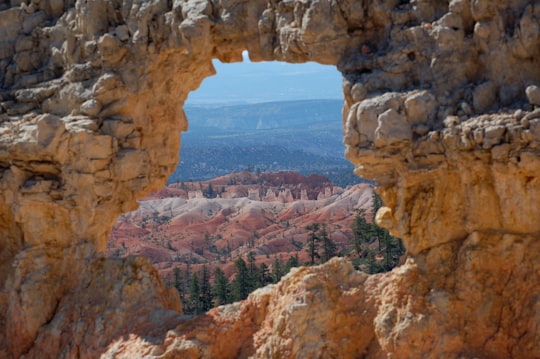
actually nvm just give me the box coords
[170,100,361,185]
[185,99,343,131]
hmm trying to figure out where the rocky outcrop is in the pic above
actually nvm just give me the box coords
[0,0,539,358]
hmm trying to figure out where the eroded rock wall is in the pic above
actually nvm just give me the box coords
[0,0,539,358]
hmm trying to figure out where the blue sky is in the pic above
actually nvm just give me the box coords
[186,51,343,105]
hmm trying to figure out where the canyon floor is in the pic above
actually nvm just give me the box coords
[107,171,374,279]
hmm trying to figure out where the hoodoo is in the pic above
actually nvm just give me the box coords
[0,0,539,357]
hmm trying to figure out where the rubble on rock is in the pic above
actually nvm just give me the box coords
[0,0,539,357]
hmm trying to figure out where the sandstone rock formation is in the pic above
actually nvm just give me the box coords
[108,177,371,278]
[0,0,539,358]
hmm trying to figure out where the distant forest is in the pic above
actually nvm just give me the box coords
[168,145,365,187]
[169,100,367,187]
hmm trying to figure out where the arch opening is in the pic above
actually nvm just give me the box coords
[106,55,405,314]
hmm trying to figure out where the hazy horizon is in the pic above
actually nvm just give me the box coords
[186,51,343,105]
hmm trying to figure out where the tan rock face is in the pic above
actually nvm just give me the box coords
[0,0,539,358]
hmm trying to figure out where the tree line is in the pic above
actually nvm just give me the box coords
[172,252,301,315]
[169,192,405,315]
[301,192,404,273]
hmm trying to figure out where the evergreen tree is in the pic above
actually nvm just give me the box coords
[258,262,272,286]
[189,272,201,314]
[205,183,215,198]
[247,251,258,289]
[352,209,371,257]
[200,265,213,312]
[231,257,250,301]
[379,230,405,271]
[305,223,321,265]
[212,267,231,306]
[372,191,383,214]
[284,253,300,273]
[173,267,185,303]
[272,256,284,283]
[319,224,337,263]
[350,191,406,273]
[184,261,192,304]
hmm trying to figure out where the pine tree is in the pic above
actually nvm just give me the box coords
[380,230,405,271]
[212,267,230,306]
[231,257,250,301]
[284,253,300,273]
[351,191,406,273]
[200,265,213,312]
[205,183,215,198]
[305,223,321,265]
[247,251,259,289]
[372,191,383,214]
[352,209,370,257]
[258,262,272,286]
[272,256,284,283]
[184,261,192,299]
[189,272,201,314]
[319,224,337,263]
[173,267,185,303]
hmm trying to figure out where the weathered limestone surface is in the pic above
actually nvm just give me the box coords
[0,0,539,357]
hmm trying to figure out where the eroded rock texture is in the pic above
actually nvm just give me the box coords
[0,0,539,357]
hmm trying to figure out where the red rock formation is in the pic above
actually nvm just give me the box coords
[108,175,372,277]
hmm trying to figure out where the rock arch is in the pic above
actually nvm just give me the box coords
[0,0,539,357]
